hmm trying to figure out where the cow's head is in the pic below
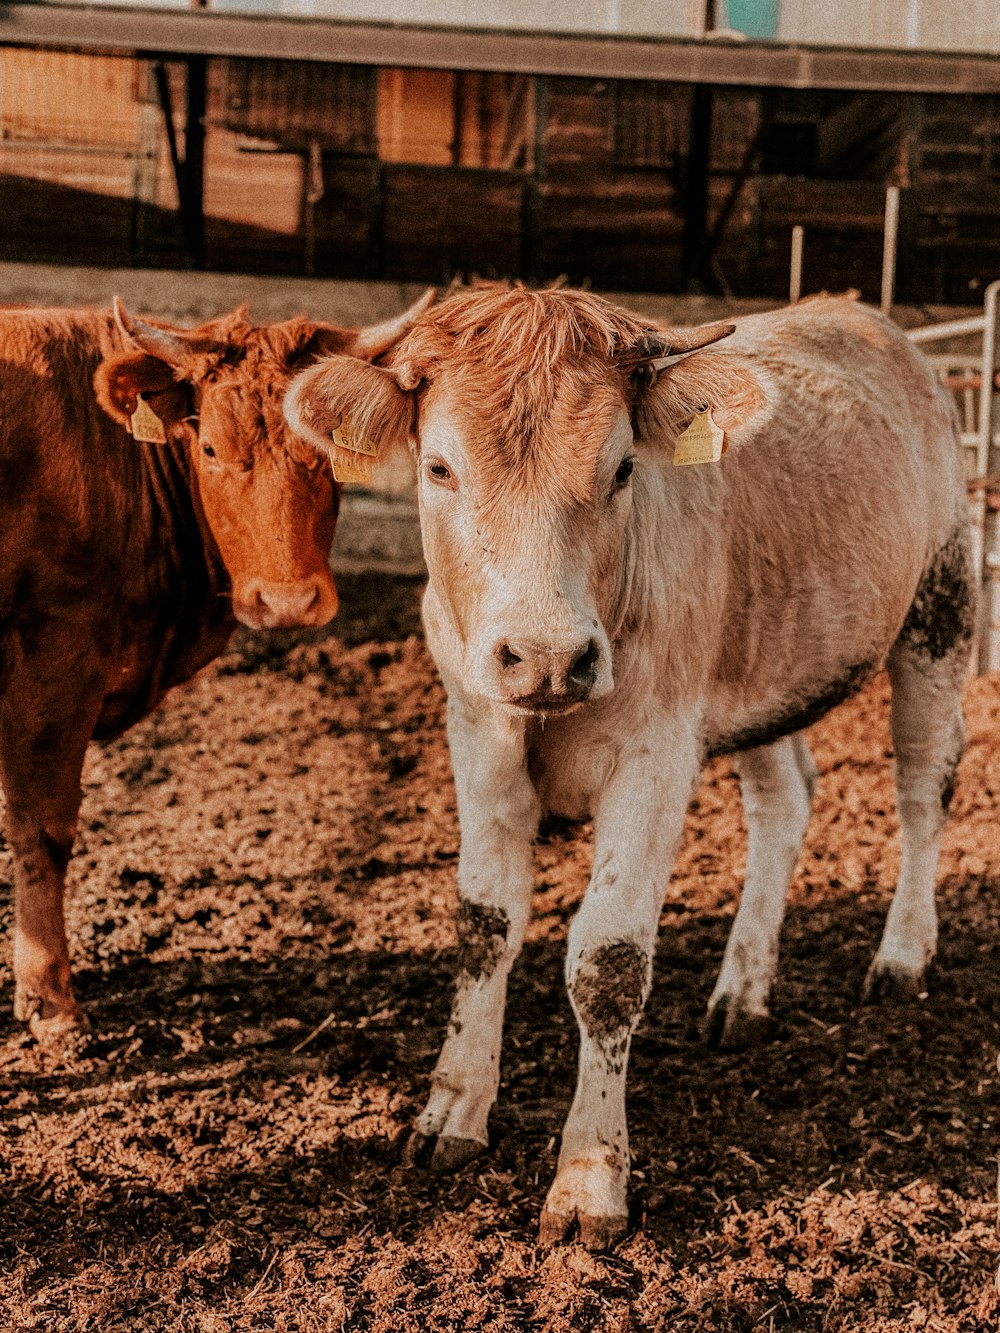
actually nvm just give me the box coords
[285,285,768,712]
[94,291,433,630]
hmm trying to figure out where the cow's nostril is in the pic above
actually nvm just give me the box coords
[498,644,523,671]
[568,639,600,689]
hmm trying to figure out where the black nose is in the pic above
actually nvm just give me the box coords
[494,637,602,706]
[567,639,600,693]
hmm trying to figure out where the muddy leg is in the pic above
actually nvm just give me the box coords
[539,716,700,1251]
[706,733,815,1048]
[864,645,966,1000]
[406,697,539,1172]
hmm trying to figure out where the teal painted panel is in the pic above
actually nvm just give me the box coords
[727,0,778,39]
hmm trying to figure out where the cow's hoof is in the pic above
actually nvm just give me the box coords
[431,1135,486,1174]
[704,997,772,1050]
[15,987,89,1049]
[862,959,924,1004]
[538,1206,628,1251]
[402,1130,485,1173]
[29,1008,90,1052]
[401,1131,434,1169]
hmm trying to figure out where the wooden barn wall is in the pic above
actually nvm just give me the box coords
[0,48,998,304]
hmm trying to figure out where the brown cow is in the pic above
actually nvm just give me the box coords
[286,285,973,1249]
[0,291,430,1043]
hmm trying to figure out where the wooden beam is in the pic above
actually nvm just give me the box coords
[2,6,1000,96]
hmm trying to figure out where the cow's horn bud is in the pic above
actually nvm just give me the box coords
[114,297,198,369]
[636,320,737,366]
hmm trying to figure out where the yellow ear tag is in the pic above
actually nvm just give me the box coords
[672,409,726,467]
[329,415,379,484]
[130,394,167,444]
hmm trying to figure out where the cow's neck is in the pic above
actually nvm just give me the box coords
[96,437,234,735]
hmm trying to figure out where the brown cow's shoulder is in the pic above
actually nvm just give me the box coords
[0,306,233,735]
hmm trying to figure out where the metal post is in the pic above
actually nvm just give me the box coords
[183,55,206,269]
[681,84,713,292]
[789,224,804,304]
[979,279,1000,672]
[880,184,900,317]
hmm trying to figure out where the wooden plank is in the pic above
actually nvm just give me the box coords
[3,6,1000,95]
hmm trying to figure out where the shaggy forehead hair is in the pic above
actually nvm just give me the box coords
[387,285,657,504]
[190,310,321,381]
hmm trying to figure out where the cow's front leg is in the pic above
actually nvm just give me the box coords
[539,718,700,1250]
[406,696,539,1172]
[1,694,100,1045]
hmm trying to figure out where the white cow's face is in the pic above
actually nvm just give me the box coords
[284,286,766,717]
[416,375,633,714]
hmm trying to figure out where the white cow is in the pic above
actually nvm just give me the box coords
[286,286,974,1249]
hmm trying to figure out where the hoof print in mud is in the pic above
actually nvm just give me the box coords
[537,1207,629,1252]
[704,998,773,1051]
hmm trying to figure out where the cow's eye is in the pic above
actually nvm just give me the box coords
[203,443,216,459]
[614,456,635,486]
[426,459,454,487]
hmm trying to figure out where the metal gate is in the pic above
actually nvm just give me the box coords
[908,279,1000,673]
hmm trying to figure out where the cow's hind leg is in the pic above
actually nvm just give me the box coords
[706,733,815,1048]
[865,536,972,1000]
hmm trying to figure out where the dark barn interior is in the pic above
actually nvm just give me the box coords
[1,24,999,304]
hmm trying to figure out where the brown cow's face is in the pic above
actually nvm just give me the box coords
[189,370,339,629]
[95,293,432,630]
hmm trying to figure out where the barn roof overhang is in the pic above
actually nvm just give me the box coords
[2,4,1000,95]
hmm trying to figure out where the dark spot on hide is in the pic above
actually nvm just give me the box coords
[571,940,649,1048]
[709,661,876,758]
[456,900,509,981]
[939,718,965,814]
[38,829,72,875]
[898,531,975,663]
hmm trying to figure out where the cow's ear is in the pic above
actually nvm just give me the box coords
[93,352,190,441]
[284,356,415,468]
[633,347,771,447]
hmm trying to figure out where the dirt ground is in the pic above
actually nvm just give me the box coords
[1,571,999,1332]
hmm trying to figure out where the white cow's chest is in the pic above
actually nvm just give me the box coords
[525,712,629,820]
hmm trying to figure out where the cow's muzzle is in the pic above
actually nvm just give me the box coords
[235,575,338,630]
[492,636,603,711]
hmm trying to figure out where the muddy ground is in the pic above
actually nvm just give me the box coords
[1,571,999,1332]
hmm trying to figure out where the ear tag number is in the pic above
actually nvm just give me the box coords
[130,395,167,444]
[672,408,726,466]
[329,415,378,484]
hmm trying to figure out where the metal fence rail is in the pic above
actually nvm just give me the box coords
[909,278,1000,672]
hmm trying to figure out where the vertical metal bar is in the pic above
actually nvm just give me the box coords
[680,83,712,292]
[979,279,1000,672]
[520,73,546,282]
[880,184,900,317]
[184,54,206,269]
[789,224,804,303]
[132,60,162,265]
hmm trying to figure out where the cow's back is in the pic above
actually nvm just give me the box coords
[0,309,132,602]
[698,299,967,746]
